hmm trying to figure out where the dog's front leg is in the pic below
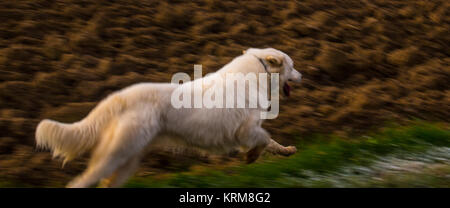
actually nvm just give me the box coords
[241,127,271,164]
[246,144,267,164]
[265,139,297,156]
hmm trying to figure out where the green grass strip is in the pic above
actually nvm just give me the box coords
[125,122,449,188]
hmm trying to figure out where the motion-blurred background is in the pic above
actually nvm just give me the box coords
[0,0,449,187]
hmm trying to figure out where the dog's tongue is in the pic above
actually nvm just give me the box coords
[283,83,291,97]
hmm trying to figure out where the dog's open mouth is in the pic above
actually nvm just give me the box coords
[283,82,291,97]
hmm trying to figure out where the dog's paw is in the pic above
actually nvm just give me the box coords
[282,146,297,156]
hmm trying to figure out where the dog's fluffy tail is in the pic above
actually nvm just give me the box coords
[36,119,98,165]
[35,93,129,165]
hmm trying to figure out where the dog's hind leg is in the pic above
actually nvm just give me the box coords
[265,139,297,156]
[98,153,142,188]
[67,114,159,188]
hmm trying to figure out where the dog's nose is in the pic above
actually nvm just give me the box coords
[290,69,302,83]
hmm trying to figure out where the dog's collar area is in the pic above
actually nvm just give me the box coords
[253,55,269,73]
[253,55,272,110]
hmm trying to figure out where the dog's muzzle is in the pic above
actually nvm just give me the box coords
[284,69,302,97]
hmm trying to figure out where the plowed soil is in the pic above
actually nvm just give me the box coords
[0,0,449,186]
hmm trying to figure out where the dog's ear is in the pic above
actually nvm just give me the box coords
[265,55,282,67]
[242,50,246,54]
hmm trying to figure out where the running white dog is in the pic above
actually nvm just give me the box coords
[35,48,302,188]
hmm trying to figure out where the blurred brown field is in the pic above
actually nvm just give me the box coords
[0,0,448,187]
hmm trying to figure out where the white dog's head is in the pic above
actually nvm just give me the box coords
[243,48,302,96]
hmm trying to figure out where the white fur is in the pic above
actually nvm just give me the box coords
[35,48,302,188]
